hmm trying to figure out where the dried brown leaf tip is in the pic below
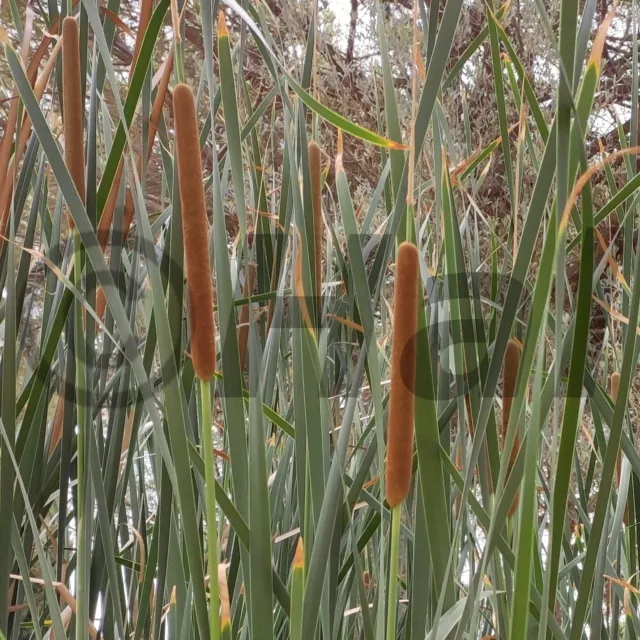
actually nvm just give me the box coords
[62,16,85,227]
[502,338,521,516]
[218,9,229,38]
[386,242,420,508]
[174,83,216,380]
[293,537,304,569]
[218,564,231,629]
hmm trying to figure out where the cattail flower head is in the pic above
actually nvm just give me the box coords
[386,242,420,508]
[174,83,216,380]
[611,372,620,402]
[96,188,136,321]
[502,338,520,439]
[62,16,85,226]
[502,338,521,516]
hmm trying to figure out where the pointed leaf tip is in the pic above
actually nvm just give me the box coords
[294,537,304,568]
[218,10,229,37]
[336,129,344,173]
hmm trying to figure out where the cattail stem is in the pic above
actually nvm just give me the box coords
[308,140,323,310]
[62,16,85,227]
[385,242,420,507]
[386,504,402,640]
[73,228,89,640]
[502,338,521,516]
[174,83,216,380]
[199,378,221,640]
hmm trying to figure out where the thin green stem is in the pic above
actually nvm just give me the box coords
[386,504,402,640]
[74,229,88,640]
[200,377,221,640]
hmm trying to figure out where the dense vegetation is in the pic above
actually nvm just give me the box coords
[0,0,639,638]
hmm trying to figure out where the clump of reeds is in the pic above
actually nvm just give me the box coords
[62,16,85,222]
[174,83,216,380]
[385,241,420,508]
[308,140,323,306]
[502,338,521,516]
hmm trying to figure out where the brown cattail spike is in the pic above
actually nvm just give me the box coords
[502,338,521,516]
[386,242,420,508]
[62,17,85,226]
[611,371,621,402]
[96,188,136,321]
[174,83,216,380]
[308,140,323,306]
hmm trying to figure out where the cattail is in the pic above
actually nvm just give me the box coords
[121,187,136,243]
[145,49,174,164]
[502,338,521,516]
[62,17,85,225]
[238,262,257,373]
[611,371,621,402]
[385,242,420,508]
[98,0,154,247]
[0,37,62,250]
[99,161,124,250]
[362,570,370,588]
[130,0,153,72]
[0,36,40,197]
[308,140,323,306]
[174,83,216,380]
[96,188,136,320]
